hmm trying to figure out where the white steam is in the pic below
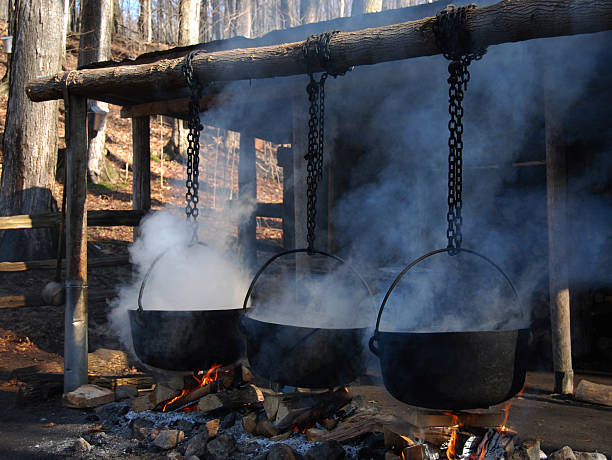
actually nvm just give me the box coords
[108,209,252,349]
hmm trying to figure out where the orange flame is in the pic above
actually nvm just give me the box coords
[445,413,460,460]
[161,363,226,412]
[194,364,223,387]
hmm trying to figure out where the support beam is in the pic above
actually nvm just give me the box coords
[132,116,151,241]
[277,146,295,250]
[64,94,89,393]
[545,88,574,395]
[238,134,257,270]
[26,0,612,103]
[0,210,145,230]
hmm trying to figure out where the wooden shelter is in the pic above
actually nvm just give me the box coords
[24,0,612,393]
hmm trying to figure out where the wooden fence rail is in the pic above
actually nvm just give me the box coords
[0,209,145,231]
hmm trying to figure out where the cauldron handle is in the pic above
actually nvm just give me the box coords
[242,247,375,311]
[369,247,522,356]
[137,241,208,314]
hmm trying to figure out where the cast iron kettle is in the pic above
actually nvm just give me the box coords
[369,11,530,410]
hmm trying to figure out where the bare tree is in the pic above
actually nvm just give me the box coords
[139,0,153,41]
[352,0,382,15]
[0,0,64,261]
[301,0,317,24]
[78,0,113,183]
[168,0,200,160]
[112,0,124,36]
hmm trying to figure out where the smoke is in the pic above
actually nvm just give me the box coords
[108,207,253,352]
[325,30,612,333]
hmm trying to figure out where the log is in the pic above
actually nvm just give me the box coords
[26,0,612,103]
[0,255,130,273]
[545,79,574,395]
[132,116,151,216]
[263,388,352,430]
[0,209,145,230]
[64,93,88,394]
[197,384,264,414]
[307,412,398,443]
[574,379,612,407]
[160,364,237,411]
[0,289,118,309]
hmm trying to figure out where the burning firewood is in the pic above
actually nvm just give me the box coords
[157,364,237,412]
[262,387,352,430]
[197,384,264,414]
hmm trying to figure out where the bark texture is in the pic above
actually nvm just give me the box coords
[0,0,64,261]
[78,0,112,184]
[26,0,612,104]
[138,0,153,41]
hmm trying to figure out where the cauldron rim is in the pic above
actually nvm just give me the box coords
[243,314,369,331]
[128,306,243,313]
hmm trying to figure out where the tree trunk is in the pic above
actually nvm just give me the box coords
[0,0,64,261]
[61,0,70,60]
[211,0,221,40]
[112,0,122,36]
[236,0,251,37]
[138,0,152,42]
[78,0,112,184]
[70,0,80,33]
[26,0,612,103]
[168,0,201,161]
[300,0,317,24]
[352,0,382,15]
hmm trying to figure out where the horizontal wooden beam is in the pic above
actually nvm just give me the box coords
[0,209,145,231]
[0,289,118,309]
[26,0,612,103]
[0,255,130,272]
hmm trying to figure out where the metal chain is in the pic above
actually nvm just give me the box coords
[182,51,204,242]
[433,4,487,255]
[302,32,345,253]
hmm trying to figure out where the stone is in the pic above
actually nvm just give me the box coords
[95,401,130,419]
[73,437,92,453]
[151,427,161,440]
[166,451,184,460]
[63,384,115,408]
[185,456,201,460]
[153,429,185,450]
[115,384,139,400]
[171,419,194,433]
[305,440,346,460]
[358,446,386,460]
[268,443,301,460]
[551,447,577,460]
[220,411,237,429]
[185,434,208,458]
[242,412,258,434]
[206,433,237,459]
[131,418,153,440]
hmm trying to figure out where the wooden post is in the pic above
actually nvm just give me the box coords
[545,91,574,395]
[238,134,257,270]
[64,94,88,393]
[277,146,295,250]
[132,116,151,240]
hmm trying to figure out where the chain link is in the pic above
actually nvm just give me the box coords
[433,4,486,255]
[302,32,345,253]
[182,51,204,242]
